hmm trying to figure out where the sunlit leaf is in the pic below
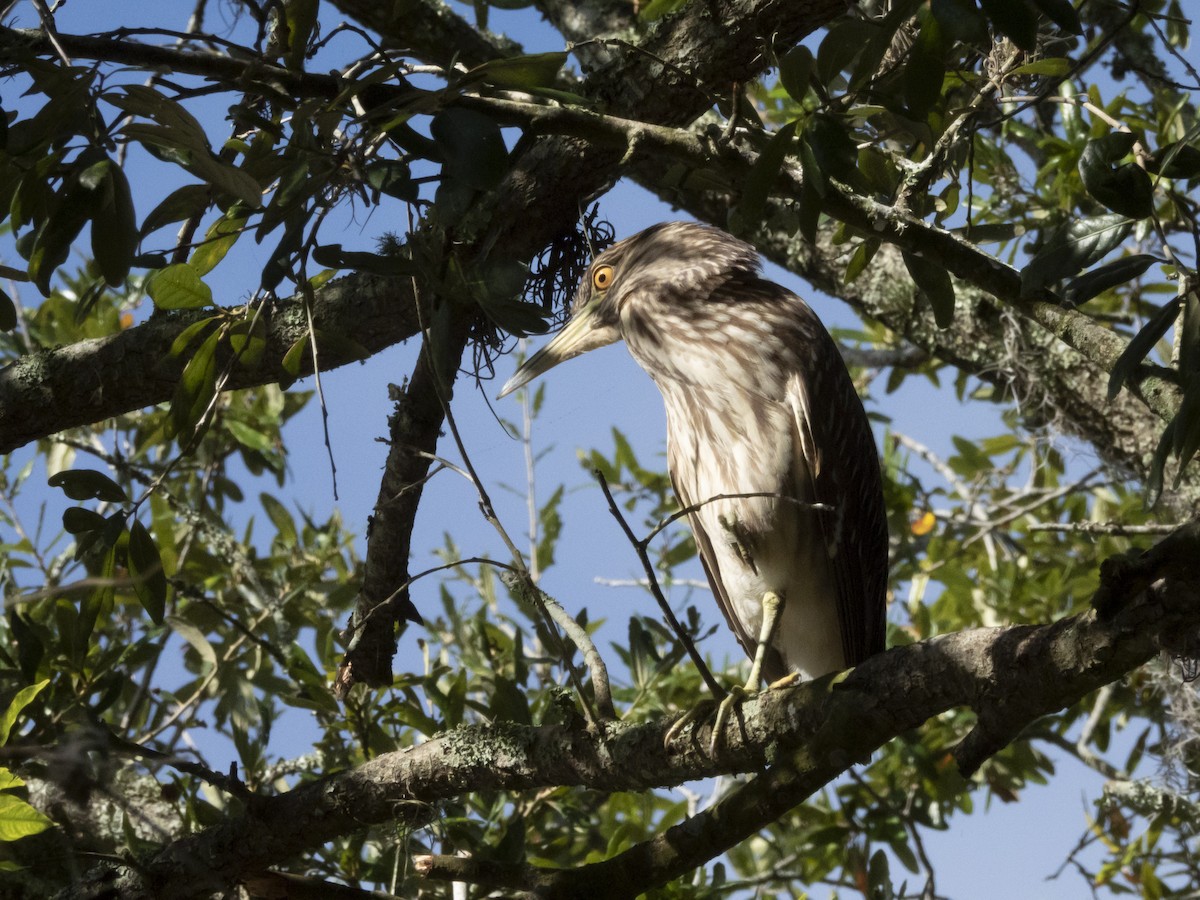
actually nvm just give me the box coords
[148,263,213,310]
[0,680,49,745]
[461,52,568,90]
[166,615,216,669]
[0,793,54,841]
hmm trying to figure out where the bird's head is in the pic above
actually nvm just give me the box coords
[498,222,760,398]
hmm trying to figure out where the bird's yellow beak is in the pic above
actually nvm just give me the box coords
[497,302,613,398]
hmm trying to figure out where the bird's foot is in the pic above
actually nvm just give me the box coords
[767,672,800,690]
[709,683,755,756]
[662,687,757,756]
[663,699,716,750]
[665,674,800,754]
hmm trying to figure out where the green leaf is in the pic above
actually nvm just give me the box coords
[637,0,689,20]
[364,160,417,201]
[127,519,168,625]
[804,115,866,193]
[312,244,418,277]
[1180,289,1200,381]
[867,848,895,900]
[170,330,219,442]
[430,108,508,192]
[904,13,947,118]
[1154,141,1200,180]
[1030,0,1083,34]
[1107,297,1181,400]
[226,419,274,453]
[816,17,874,83]
[190,208,248,276]
[461,52,568,90]
[303,328,372,365]
[0,793,54,841]
[166,615,216,669]
[1080,134,1155,219]
[169,316,221,357]
[48,470,127,503]
[141,184,212,236]
[282,336,307,376]
[62,506,107,534]
[1008,57,1072,77]
[28,194,91,296]
[903,251,956,327]
[0,680,49,745]
[147,262,213,310]
[978,0,1038,50]
[729,120,797,231]
[227,319,267,368]
[1145,417,1174,508]
[1172,383,1200,477]
[778,45,814,102]
[845,239,880,285]
[931,0,990,44]
[86,160,137,287]
[0,287,15,331]
[1063,254,1161,307]
[108,85,208,149]
[123,122,262,209]
[261,493,298,547]
[1020,214,1132,296]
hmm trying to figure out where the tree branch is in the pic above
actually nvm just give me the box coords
[68,520,1200,899]
[0,273,421,454]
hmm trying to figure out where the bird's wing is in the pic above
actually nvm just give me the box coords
[787,328,888,667]
[668,469,790,685]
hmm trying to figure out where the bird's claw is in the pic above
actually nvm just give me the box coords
[663,698,716,750]
[709,684,754,756]
[662,688,759,756]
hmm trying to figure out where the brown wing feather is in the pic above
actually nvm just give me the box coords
[788,327,888,667]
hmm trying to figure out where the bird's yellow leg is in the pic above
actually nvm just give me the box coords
[709,590,784,755]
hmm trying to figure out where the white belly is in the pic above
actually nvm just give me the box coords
[664,388,845,679]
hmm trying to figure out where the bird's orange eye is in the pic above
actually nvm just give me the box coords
[592,265,614,290]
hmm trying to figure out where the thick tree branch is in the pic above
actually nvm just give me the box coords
[0,273,420,454]
[66,521,1200,900]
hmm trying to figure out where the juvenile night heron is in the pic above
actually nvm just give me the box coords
[499,222,887,743]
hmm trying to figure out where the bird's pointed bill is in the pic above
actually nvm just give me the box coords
[498,304,609,398]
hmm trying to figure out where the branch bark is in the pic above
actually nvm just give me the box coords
[0,273,420,454]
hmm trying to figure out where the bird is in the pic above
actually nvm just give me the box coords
[499,221,888,748]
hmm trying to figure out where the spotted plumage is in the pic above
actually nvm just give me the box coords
[500,221,887,688]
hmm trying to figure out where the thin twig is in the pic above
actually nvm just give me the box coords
[594,469,725,701]
[412,285,613,724]
[1025,521,1178,535]
[502,574,616,720]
